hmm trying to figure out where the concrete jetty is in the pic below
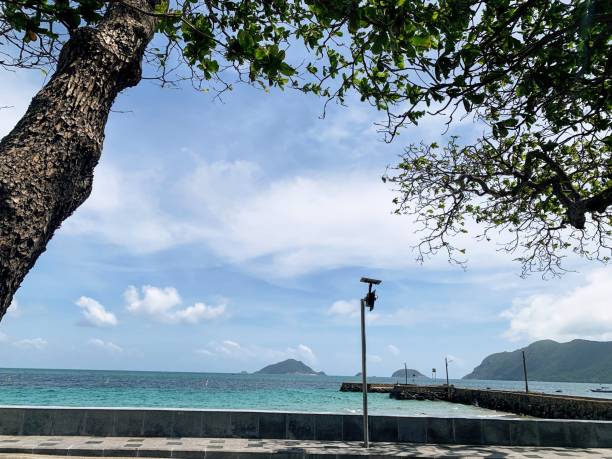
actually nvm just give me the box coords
[339,382,395,393]
[340,382,612,421]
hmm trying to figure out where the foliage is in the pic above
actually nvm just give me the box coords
[381,0,611,276]
[1,0,610,275]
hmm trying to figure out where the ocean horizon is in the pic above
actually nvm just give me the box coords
[2,367,611,418]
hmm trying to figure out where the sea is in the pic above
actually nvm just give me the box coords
[0,368,610,418]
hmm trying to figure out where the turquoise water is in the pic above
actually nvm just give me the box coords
[0,368,609,417]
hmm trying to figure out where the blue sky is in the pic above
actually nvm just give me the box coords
[1,64,610,378]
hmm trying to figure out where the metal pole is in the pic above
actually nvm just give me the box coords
[404,362,408,385]
[445,357,450,398]
[522,351,529,393]
[360,297,369,448]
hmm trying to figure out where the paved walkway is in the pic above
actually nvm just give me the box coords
[0,436,610,458]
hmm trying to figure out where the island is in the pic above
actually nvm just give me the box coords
[391,368,429,380]
[463,339,612,383]
[255,359,326,376]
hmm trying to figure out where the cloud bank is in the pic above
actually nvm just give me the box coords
[502,267,612,341]
[125,285,226,324]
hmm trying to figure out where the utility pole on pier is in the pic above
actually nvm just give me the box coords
[404,362,408,385]
[445,357,452,399]
[522,351,529,393]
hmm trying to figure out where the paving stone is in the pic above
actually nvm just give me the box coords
[0,434,608,458]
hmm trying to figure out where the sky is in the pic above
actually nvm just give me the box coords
[1,60,611,379]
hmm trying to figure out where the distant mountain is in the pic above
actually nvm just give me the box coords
[255,359,326,376]
[463,339,612,383]
[392,368,428,379]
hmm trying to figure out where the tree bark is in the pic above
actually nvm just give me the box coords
[0,0,157,318]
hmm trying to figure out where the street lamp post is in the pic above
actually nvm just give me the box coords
[359,277,381,448]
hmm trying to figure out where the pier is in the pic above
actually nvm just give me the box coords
[340,382,612,420]
[339,382,395,393]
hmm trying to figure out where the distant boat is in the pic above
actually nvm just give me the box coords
[590,387,612,393]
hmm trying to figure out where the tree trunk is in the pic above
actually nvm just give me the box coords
[0,0,157,319]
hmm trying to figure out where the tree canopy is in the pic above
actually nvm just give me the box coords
[1,0,610,277]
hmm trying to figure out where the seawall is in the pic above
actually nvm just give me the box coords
[1,406,612,448]
[389,385,612,420]
[451,387,612,420]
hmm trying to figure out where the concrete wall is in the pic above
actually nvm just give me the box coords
[1,406,612,448]
[451,388,612,421]
[390,385,612,421]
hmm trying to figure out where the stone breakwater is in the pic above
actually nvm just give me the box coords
[340,383,448,400]
[389,385,612,421]
[339,383,395,393]
[341,383,612,421]
[450,387,612,421]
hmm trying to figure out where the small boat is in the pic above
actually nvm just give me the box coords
[591,387,612,393]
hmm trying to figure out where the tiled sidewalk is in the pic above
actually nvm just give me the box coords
[0,436,610,458]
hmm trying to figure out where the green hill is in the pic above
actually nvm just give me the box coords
[463,339,612,383]
[391,368,429,379]
[255,359,326,375]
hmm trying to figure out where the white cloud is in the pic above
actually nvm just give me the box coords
[63,163,201,253]
[124,285,226,325]
[501,267,612,341]
[14,338,47,350]
[327,300,360,319]
[387,344,400,356]
[89,338,123,353]
[197,340,318,366]
[287,344,317,365]
[0,332,9,343]
[368,354,383,363]
[76,296,118,327]
[194,349,214,356]
[63,157,513,279]
[218,340,242,354]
